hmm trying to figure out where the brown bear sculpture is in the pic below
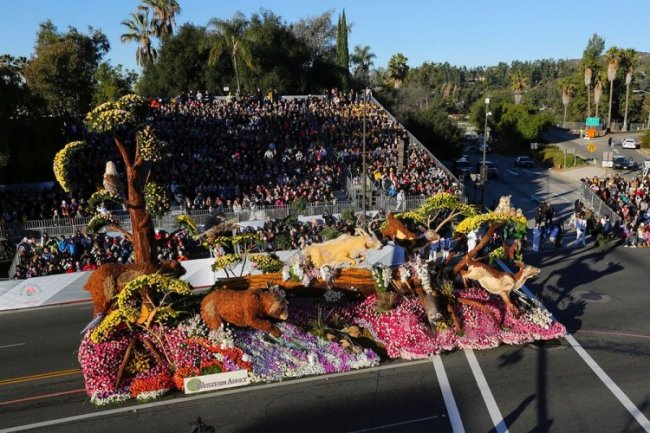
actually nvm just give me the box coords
[200,288,289,337]
[84,260,185,316]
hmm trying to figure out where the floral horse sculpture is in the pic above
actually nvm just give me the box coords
[460,258,540,313]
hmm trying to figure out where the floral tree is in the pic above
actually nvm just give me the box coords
[53,94,169,265]
[398,192,478,235]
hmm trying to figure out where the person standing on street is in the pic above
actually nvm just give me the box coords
[532,223,541,252]
[576,213,587,246]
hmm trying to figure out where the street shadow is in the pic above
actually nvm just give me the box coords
[501,394,537,432]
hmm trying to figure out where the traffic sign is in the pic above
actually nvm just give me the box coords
[587,142,596,153]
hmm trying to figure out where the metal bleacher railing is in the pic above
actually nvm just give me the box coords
[579,183,622,227]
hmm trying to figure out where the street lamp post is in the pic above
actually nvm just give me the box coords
[361,88,367,226]
[480,97,491,206]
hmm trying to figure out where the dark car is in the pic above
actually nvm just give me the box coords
[476,161,499,178]
[452,158,472,177]
[514,156,535,167]
[612,156,638,170]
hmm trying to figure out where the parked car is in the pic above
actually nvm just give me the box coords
[476,161,499,178]
[514,156,535,167]
[621,137,639,149]
[452,158,472,177]
[612,155,638,170]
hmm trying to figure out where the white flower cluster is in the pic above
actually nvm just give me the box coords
[90,392,131,407]
[181,314,209,338]
[524,298,553,329]
[371,265,393,292]
[207,323,235,349]
[281,266,291,282]
[414,258,432,294]
[398,265,411,283]
[320,265,333,284]
[136,389,170,401]
[323,288,344,303]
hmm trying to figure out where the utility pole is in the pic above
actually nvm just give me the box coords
[361,88,367,227]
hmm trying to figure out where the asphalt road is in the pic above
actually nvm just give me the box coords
[2,163,650,432]
[543,129,647,172]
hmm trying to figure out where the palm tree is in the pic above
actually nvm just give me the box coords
[559,78,575,128]
[138,0,180,39]
[621,48,638,131]
[387,53,409,89]
[206,13,255,96]
[510,70,528,104]
[594,75,604,119]
[121,10,158,67]
[584,67,592,117]
[604,46,622,129]
[351,45,375,85]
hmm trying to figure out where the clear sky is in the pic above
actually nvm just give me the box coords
[1,0,649,73]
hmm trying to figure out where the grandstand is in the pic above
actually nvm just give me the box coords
[1,92,463,279]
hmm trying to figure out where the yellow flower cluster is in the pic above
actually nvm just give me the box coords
[249,253,284,274]
[118,274,192,309]
[87,213,121,233]
[488,246,506,264]
[176,215,198,236]
[136,126,165,162]
[90,309,126,343]
[126,349,151,374]
[232,232,262,247]
[53,141,86,193]
[144,182,170,217]
[88,189,122,213]
[86,106,136,134]
[90,274,192,343]
[117,94,147,114]
[212,254,242,271]
[454,212,528,235]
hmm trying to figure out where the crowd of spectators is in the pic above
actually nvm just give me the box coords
[582,174,650,247]
[2,89,463,227]
[13,229,196,280]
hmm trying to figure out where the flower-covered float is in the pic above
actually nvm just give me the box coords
[78,193,565,406]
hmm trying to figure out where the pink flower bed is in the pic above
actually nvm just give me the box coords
[338,290,566,359]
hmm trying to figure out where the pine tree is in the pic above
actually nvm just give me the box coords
[336,10,349,91]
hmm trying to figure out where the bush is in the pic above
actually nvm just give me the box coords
[539,145,588,169]
[640,129,650,149]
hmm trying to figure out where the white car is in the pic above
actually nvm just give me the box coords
[621,137,638,149]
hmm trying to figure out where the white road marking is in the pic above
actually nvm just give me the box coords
[464,349,509,433]
[433,355,466,433]
[496,259,650,433]
[613,148,620,154]
[564,334,650,432]
[348,415,442,433]
[523,169,543,176]
[506,169,519,176]
[0,343,25,349]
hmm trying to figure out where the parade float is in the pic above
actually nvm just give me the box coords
[58,96,565,406]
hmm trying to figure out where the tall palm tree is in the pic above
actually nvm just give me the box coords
[621,48,638,131]
[594,75,604,118]
[604,46,622,129]
[121,10,158,67]
[206,13,255,96]
[138,0,180,39]
[510,70,528,104]
[584,67,592,117]
[559,78,575,128]
[387,53,409,89]
[351,45,375,85]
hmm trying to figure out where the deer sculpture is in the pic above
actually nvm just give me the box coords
[460,258,540,314]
